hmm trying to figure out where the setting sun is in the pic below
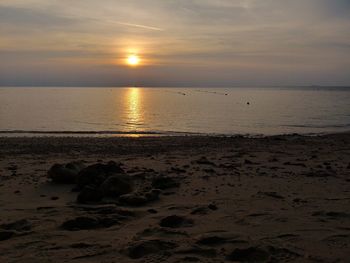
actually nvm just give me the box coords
[126,55,140,66]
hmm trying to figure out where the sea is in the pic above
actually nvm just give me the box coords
[0,87,349,136]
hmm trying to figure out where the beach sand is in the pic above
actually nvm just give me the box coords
[0,134,349,262]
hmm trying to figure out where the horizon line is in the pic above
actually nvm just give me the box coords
[1,85,350,88]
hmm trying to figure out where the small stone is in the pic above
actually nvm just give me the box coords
[0,231,15,241]
[208,204,218,210]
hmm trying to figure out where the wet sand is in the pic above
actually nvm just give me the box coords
[0,134,349,262]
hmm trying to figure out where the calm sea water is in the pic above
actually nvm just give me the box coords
[0,87,349,136]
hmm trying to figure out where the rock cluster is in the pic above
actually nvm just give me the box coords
[47,161,178,207]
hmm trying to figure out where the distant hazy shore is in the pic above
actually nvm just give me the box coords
[0,133,349,262]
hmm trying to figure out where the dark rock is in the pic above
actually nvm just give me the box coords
[7,165,17,171]
[70,243,95,249]
[293,198,307,203]
[196,233,242,246]
[203,168,215,173]
[78,206,135,219]
[180,257,200,262]
[138,227,189,239]
[260,192,284,199]
[312,211,350,219]
[48,161,85,184]
[208,204,218,210]
[76,168,107,188]
[326,212,350,218]
[1,219,32,232]
[305,170,332,178]
[0,231,15,241]
[36,206,54,210]
[160,215,194,228]
[82,206,118,215]
[266,246,301,260]
[191,206,210,215]
[175,245,217,257]
[77,186,103,204]
[127,239,177,259]
[115,209,136,217]
[196,157,216,166]
[227,247,269,262]
[62,217,99,231]
[284,162,306,167]
[171,167,186,173]
[197,236,228,246]
[99,174,133,198]
[152,176,179,190]
[62,216,118,231]
[163,191,176,196]
[77,161,124,189]
[119,193,148,206]
[98,217,120,228]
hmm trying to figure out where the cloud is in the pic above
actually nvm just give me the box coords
[0,5,76,27]
[0,0,349,86]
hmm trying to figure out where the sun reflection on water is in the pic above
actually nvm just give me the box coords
[126,87,143,133]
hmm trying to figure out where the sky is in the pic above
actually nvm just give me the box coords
[0,0,350,87]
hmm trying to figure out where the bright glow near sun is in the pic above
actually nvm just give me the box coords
[127,55,140,66]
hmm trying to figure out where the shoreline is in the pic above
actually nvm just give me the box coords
[0,129,349,138]
[0,133,349,262]
[2,132,350,155]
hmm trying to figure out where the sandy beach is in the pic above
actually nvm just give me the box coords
[0,134,349,262]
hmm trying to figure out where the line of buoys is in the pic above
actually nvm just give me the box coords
[195,90,228,96]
